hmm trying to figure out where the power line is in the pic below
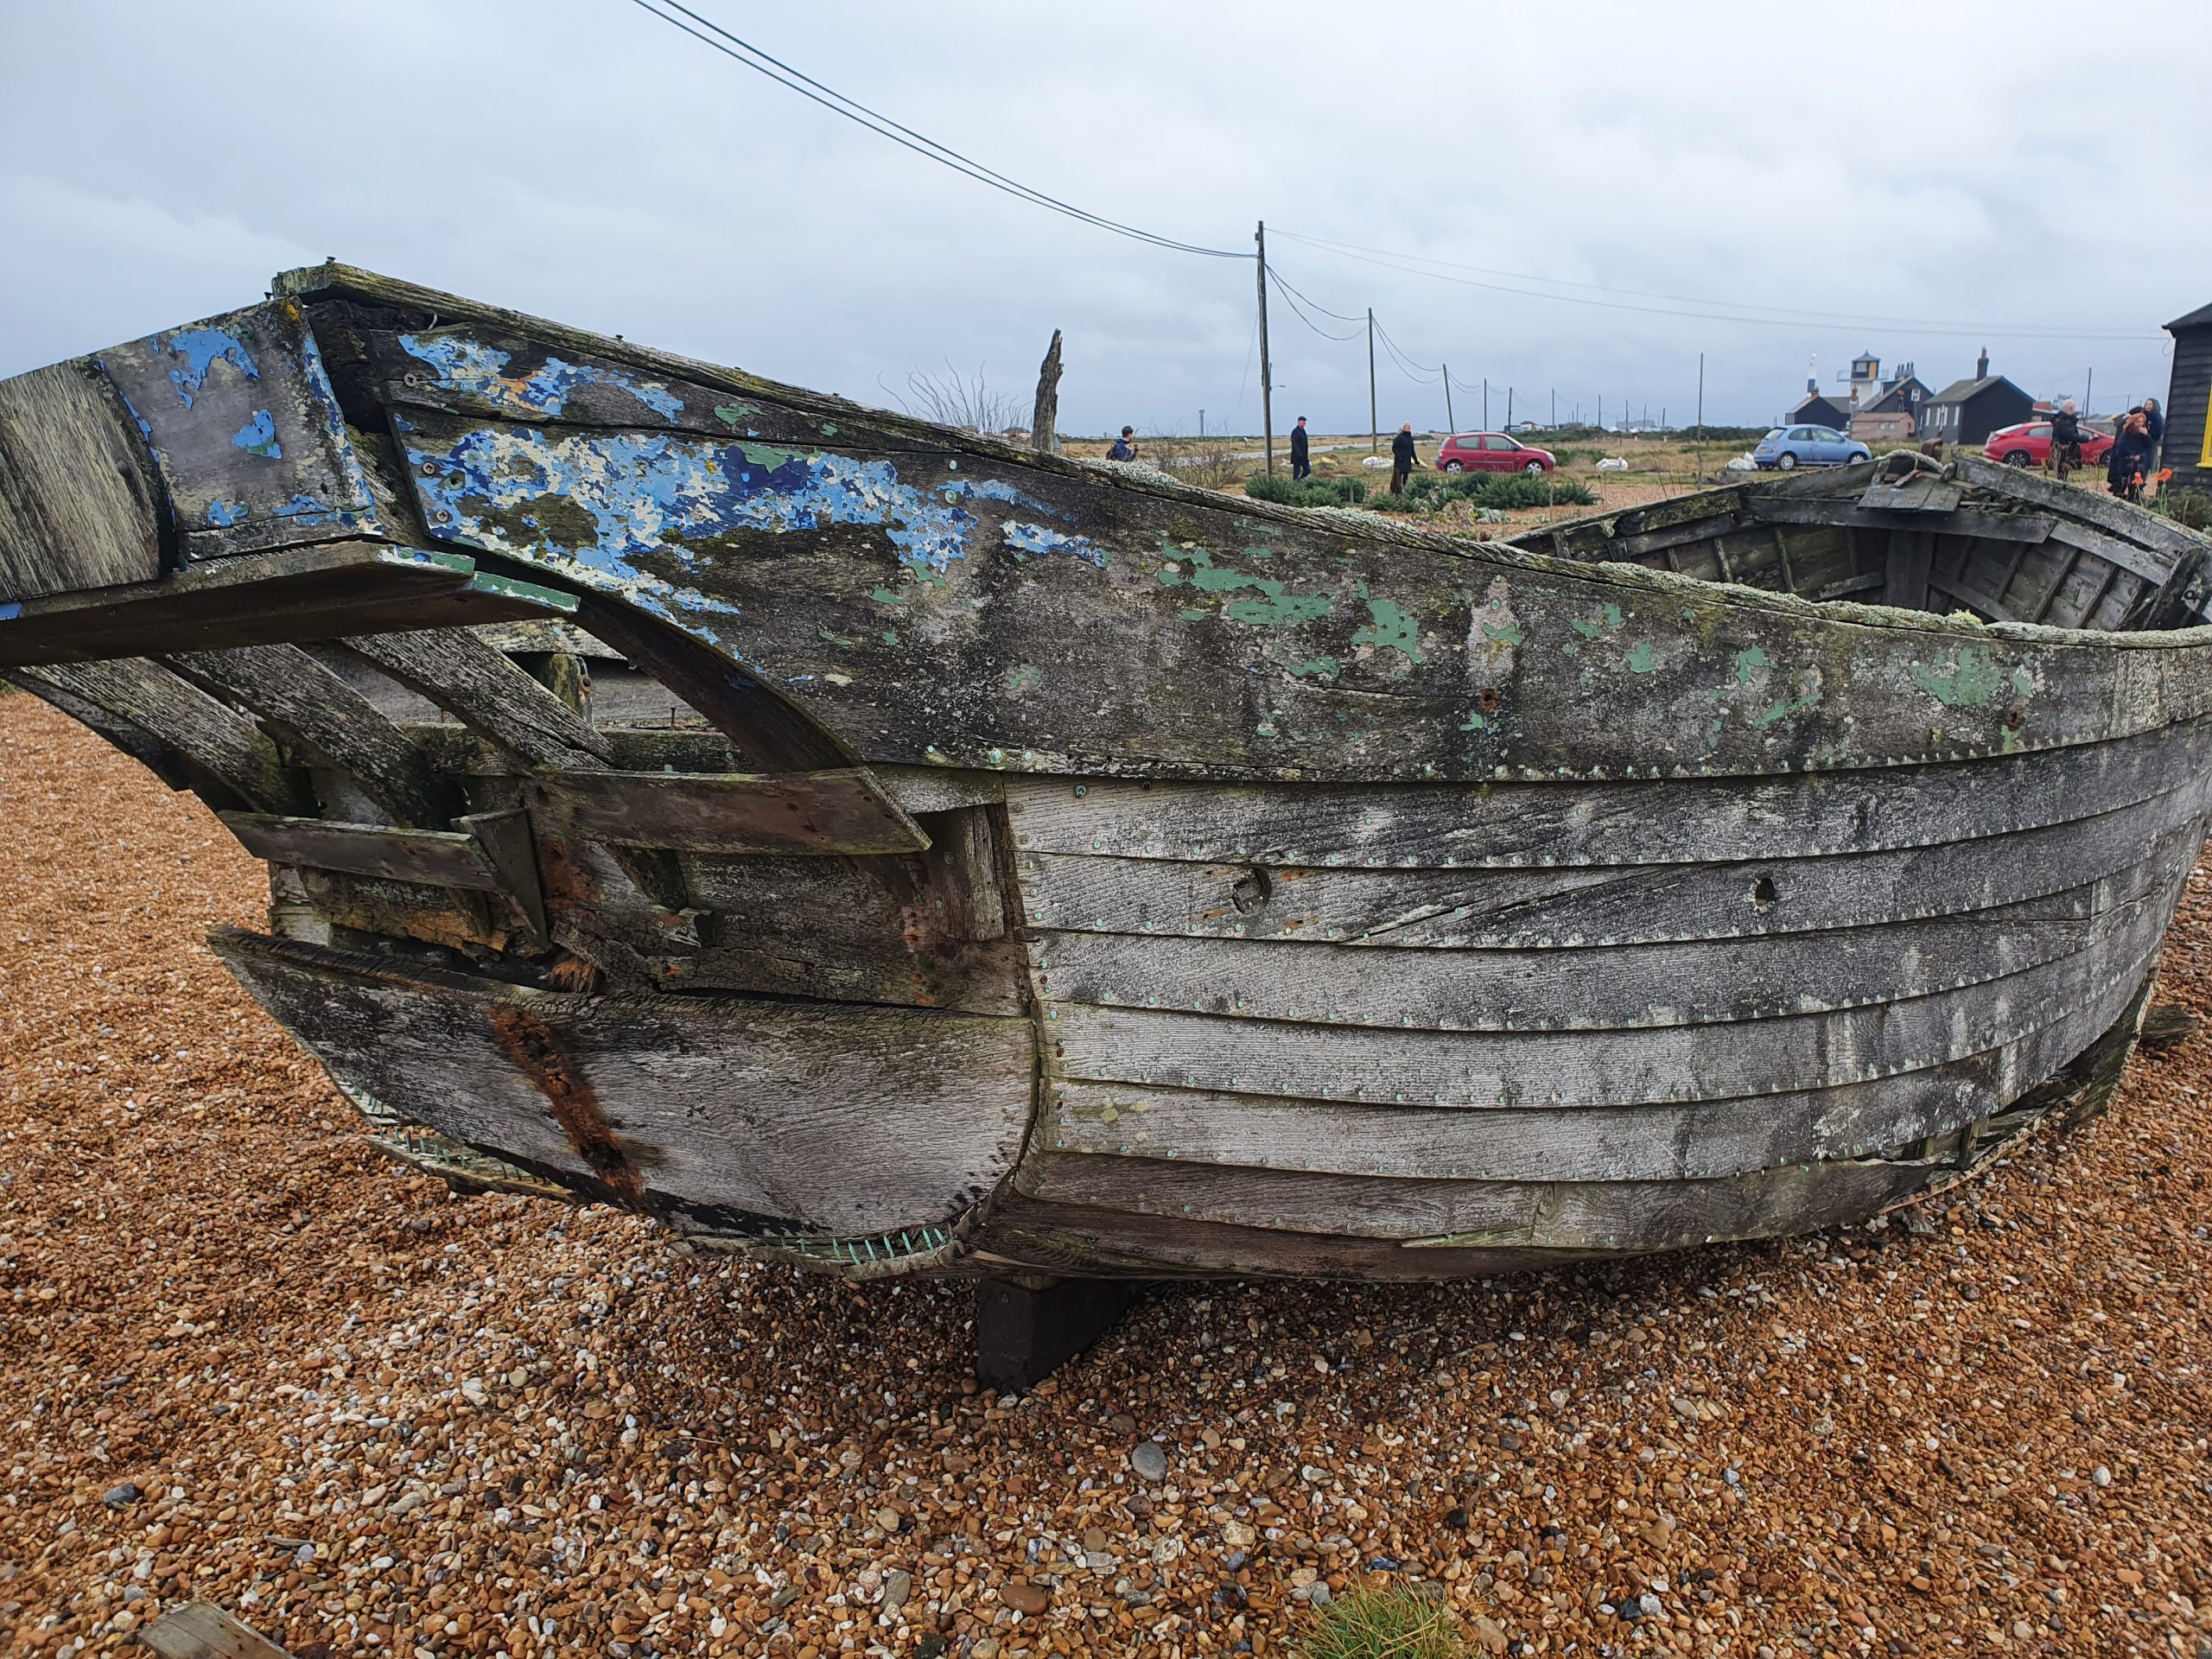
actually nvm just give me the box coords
[1373,317,1440,382]
[1267,267,1363,326]
[628,0,1247,260]
[1270,226,2158,342]
[1265,269,1363,342]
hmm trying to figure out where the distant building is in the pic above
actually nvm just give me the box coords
[1848,410,1916,444]
[1921,351,2035,447]
[1859,366,1932,434]
[2164,300,2212,497]
[1786,388,1852,430]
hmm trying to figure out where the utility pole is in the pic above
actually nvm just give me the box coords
[2084,367,2094,415]
[1442,364,1454,434]
[1255,220,1274,476]
[1694,352,1705,482]
[1367,308,1378,453]
[1551,389,1556,428]
[1507,386,1514,429]
[1598,395,1603,432]
[1199,410,1205,439]
[1482,378,1489,429]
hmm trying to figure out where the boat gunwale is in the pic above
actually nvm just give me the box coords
[272,261,2212,656]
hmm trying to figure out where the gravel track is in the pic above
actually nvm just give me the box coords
[3,690,2210,1659]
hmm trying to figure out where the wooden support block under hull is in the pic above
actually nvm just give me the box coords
[207,927,1034,1242]
[972,1277,1150,1393]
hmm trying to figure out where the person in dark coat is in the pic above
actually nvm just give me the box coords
[2107,410,2155,502]
[2141,397,2164,448]
[1289,416,1311,480]
[2048,399,2085,481]
[1107,426,1138,461]
[1389,423,1417,494]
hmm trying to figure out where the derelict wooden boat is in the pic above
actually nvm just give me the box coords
[6,263,2210,1282]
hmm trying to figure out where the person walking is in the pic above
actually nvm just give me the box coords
[2107,410,2155,502]
[2048,398,2086,482]
[1389,423,1417,495]
[1289,416,1312,480]
[1107,426,1138,461]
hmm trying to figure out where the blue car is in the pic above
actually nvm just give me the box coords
[1752,425,1872,470]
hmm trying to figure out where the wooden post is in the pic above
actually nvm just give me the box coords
[1255,221,1274,477]
[1442,363,1454,435]
[1368,309,1378,453]
[1482,378,1489,430]
[1695,351,1706,483]
[1029,329,1062,458]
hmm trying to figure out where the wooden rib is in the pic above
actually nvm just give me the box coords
[0,542,578,669]
[168,645,456,827]
[332,627,613,766]
[2028,546,2083,623]
[218,811,504,889]
[10,658,306,814]
[536,767,931,855]
[0,358,163,603]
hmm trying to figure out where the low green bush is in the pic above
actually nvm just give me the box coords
[1244,473,1368,507]
[2157,490,2210,532]
[1302,1588,1470,1659]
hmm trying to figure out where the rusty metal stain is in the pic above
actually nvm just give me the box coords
[488,1006,644,1207]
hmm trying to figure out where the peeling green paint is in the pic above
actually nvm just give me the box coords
[1624,641,1658,674]
[1569,603,1624,640]
[1004,662,1042,697]
[1159,547,1335,627]
[1459,711,1490,732]
[1562,640,1580,658]
[1733,645,1769,683]
[1910,645,2008,708]
[1479,619,1525,647]
[870,586,906,607]
[1180,607,1209,620]
[1355,598,1426,663]
[1748,684,1821,728]
[880,628,899,645]
[1287,655,1342,680]
[712,402,759,427]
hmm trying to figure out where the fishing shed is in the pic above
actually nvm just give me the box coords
[1922,351,2034,448]
[2164,300,2212,498]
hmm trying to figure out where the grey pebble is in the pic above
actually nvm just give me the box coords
[1128,1440,1168,1482]
[101,1483,141,1510]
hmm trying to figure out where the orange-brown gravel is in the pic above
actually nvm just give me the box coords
[3,690,2211,1659]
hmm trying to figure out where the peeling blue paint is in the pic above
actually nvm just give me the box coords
[231,410,283,459]
[154,326,257,408]
[399,419,1078,586]
[1002,521,1106,568]
[399,334,687,421]
[274,492,341,528]
[0,601,22,622]
[206,499,245,527]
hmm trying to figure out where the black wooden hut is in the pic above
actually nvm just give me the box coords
[2164,301,2212,497]
[1922,351,2034,448]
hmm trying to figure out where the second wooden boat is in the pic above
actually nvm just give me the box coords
[5,264,2209,1281]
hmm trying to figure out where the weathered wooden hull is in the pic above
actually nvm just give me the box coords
[5,264,2210,1279]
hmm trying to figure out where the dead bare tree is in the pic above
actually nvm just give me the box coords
[881,359,1027,439]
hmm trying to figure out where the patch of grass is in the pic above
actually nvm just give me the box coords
[1245,473,1369,508]
[2156,490,2211,532]
[1366,472,1600,514]
[1302,1588,1469,1659]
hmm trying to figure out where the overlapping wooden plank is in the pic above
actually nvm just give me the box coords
[0,357,162,601]
[535,766,930,855]
[168,644,455,827]
[1041,967,2135,1183]
[212,927,1036,1238]
[138,1601,295,1659]
[1004,716,2212,869]
[1016,782,2211,949]
[10,658,307,814]
[1032,854,2183,1033]
[334,626,613,766]
[219,811,502,888]
[1044,912,2175,1110]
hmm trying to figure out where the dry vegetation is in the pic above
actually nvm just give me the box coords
[5,695,2212,1659]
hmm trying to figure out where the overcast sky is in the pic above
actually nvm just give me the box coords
[3,2,2205,436]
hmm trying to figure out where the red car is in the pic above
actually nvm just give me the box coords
[1434,431,1555,474]
[1983,420,2113,468]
